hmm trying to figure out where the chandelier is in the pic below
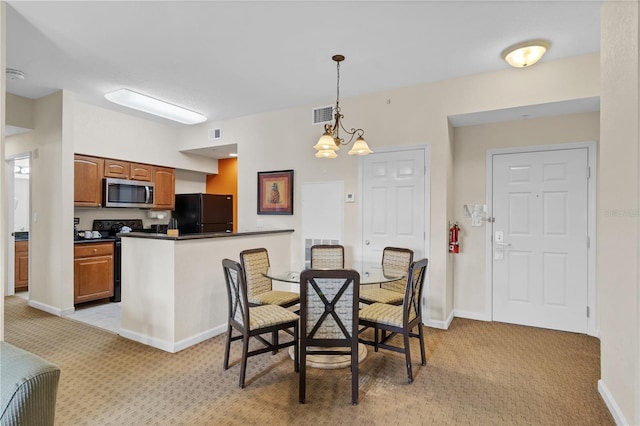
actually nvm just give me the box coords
[313,55,372,158]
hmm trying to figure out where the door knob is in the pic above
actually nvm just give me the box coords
[365,240,370,246]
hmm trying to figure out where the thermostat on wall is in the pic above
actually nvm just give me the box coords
[346,193,355,203]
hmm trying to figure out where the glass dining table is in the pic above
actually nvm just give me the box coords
[263,262,406,369]
[264,262,405,286]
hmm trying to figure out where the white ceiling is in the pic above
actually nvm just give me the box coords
[6,1,602,158]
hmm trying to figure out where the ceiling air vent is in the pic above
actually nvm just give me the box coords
[312,106,333,125]
[208,128,221,140]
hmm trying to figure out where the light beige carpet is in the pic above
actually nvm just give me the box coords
[4,296,613,425]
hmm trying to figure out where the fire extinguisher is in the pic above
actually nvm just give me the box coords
[449,223,460,254]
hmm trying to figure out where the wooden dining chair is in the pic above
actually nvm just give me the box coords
[358,258,428,384]
[222,259,299,388]
[299,268,360,405]
[359,247,413,305]
[310,244,345,269]
[239,248,300,308]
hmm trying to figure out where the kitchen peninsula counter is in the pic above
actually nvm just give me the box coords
[118,228,293,240]
[119,229,294,353]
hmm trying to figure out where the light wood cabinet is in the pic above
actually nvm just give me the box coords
[104,159,152,181]
[74,155,104,207]
[74,242,114,304]
[14,240,28,292]
[152,166,175,210]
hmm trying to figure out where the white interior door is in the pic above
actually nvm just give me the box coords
[492,148,589,333]
[362,149,426,262]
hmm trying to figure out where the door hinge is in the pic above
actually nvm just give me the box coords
[587,236,590,248]
[423,231,426,240]
[586,166,591,179]
[587,306,590,318]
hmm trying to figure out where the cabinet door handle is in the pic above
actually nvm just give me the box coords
[93,248,97,252]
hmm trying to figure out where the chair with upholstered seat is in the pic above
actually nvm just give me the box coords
[240,248,300,308]
[358,258,428,384]
[299,268,360,405]
[359,247,413,305]
[310,244,345,269]
[222,259,299,388]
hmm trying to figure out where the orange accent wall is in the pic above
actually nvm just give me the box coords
[206,158,238,232]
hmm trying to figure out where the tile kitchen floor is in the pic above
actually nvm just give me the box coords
[15,292,120,334]
[66,300,121,334]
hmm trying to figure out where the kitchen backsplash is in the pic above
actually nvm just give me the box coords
[74,207,172,231]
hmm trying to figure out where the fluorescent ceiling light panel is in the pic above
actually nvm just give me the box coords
[104,89,207,124]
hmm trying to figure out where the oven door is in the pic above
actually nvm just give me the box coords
[104,178,154,208]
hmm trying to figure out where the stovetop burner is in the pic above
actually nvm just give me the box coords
[92,219,144,237]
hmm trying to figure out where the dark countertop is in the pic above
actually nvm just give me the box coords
[14,232,28,241]
[119,229,294,241]
[74,237,117,244]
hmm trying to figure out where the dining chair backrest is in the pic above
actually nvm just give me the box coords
[299,268,360,404]
[380,247,414,293]
[403,258,428,325]
[239,248,272,300]
[222,258,250,330]
[310,244,345,269]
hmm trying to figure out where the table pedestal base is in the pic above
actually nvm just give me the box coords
[289,343,368,369]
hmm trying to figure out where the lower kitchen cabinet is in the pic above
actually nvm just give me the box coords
[74,242,114,304]
[14,240,29,292]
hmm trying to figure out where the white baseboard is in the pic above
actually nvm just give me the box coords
[28,300,74,317]
[423,310,454,330]
[454,310,491,322]
[598,379,628,425]
[119,324,227,354]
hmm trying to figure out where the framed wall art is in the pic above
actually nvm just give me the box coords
[257,169,294,215]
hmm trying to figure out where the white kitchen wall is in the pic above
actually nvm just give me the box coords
[73,101,218,174]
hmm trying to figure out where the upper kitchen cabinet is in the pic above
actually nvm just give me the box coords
[74,155,104,207]
[104,159,152,181]
[153,166,175,210]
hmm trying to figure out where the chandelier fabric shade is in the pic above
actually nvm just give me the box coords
[314,55,372,159]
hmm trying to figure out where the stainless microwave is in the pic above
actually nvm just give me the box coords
[103,178,154,208]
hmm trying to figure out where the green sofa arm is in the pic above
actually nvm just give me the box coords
[1,342,61,426]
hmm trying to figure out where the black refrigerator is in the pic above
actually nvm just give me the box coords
[173,193,233,234]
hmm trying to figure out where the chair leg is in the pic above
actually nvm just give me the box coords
[239,334,250,388]
[351,342,359,405]
[299,348,306,403]
[374,326,379,352]
[223,324,233,370]
[272,330,279,355]
[404,329,413,384]
[418,324,426,366]
[294,323,299,373]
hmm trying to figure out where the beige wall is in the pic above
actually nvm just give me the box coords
[598,1,639,424]
[6,93,33,130]
[452,112,599,318]
[1,1,6,341]
[177,53,600,326]
[5,91,75,314]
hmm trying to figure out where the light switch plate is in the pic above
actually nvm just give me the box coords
[346,193,355,203]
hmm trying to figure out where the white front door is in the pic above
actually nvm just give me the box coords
[492,148,589,333]
[362,148,426,262]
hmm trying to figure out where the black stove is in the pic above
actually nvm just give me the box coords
[92,219,144,237]
[92,219,144,303]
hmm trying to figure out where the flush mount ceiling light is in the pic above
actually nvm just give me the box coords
[313,55,372,159]
[502,39,551,68]
[104,89,207,125]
